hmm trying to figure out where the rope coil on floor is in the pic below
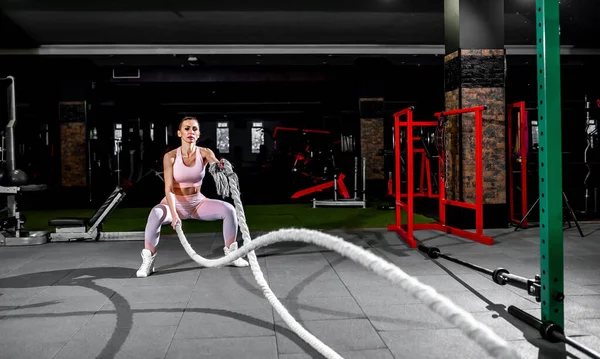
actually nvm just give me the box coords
[173,159,521,359]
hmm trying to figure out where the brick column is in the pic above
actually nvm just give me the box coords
[359,98,385,180]
[59,101,88,187]
[444,0,508,228]
[56,78,93,206]
[443,50,506,205]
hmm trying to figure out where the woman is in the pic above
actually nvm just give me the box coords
[136,116,249,278]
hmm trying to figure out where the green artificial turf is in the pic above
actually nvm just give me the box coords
[23,203,436,234]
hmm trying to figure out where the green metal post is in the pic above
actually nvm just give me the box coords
[536,0,564,327]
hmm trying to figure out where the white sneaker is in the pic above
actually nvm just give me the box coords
[223,242,249,267]
[136,249,156,278]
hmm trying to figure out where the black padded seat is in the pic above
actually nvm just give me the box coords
[48,218,89,227]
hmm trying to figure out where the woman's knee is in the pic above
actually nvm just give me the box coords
[146,204,170,228]
[222,201,236,217]
[218,202,238,225]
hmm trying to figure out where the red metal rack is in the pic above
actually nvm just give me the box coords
[387,105,495,248]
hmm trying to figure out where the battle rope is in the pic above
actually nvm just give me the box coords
[173,160,521,359]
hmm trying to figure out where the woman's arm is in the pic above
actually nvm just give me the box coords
[202,147,224,168]
[162,152,180,225]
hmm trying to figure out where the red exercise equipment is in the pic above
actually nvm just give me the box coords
[270,126,351,200]
[290,173,350,199]
[387,105,494,248]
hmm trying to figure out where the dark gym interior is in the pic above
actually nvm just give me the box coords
[1,0,600,221]
[2,2,600,359]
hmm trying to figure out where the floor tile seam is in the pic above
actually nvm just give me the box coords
[169,335,279,358]
[271,294,366,301]
[276,313,368,323]
[147,238,207,359]
[567,316,600,320]
[324,244,392,357]
[272,314,369,323]
[563,292,600,297]
[17,267,97,310]
[48,295,109,359]
[271,246,369,357]
[161,263,204,359]
[174,334,277,341]
[276,342,389,356]
[0,254,94,300]
[504,334,600,346]
[259,257,280,353]
[375,327,494,333]
[0,254,42,279]
[262,252,287,357]
[264,250,334,357]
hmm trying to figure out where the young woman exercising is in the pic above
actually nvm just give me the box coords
[136,116,249,278]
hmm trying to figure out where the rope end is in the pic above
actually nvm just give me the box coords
[209,160,237,198]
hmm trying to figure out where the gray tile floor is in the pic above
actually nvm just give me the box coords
[1,224,599,359]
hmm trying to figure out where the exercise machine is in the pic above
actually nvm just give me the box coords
[289,147,352,200]
[581,94,599,217]
[0,76,50,246]
[388,105,494,248]
[113,122,123,186]
[269,126,354,201]
[48,185,127,242]
[312,156,367,208]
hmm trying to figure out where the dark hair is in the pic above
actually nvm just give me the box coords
[179,116,199,129]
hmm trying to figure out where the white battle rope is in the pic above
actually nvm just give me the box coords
[173,160,521,359]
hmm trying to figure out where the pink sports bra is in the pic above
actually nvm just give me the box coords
[173,147,206,188]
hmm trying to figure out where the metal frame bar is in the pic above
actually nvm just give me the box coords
[433,106,494,246]
[387,107,440,248]
[388,107,414,246]
[0,44,599,56]
[536,0,564,328]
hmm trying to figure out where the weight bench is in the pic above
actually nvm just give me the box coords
[48,186,126,242]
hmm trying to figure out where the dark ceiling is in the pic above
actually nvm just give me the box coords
[0,0,597,46]
[0,0,598,68]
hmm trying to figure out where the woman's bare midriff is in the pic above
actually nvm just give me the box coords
[173,185,202,196]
